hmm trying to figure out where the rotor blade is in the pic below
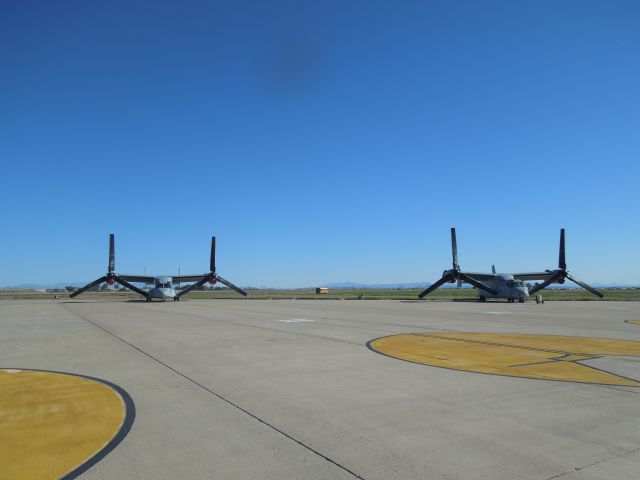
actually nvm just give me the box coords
[451,228,459,270]
[69,276,108,298]
[114,276,149,299]
[565,273,604,298]
[458,273,498,295]
[210,236,216,273]
[418,275,454,299]
[108,234,115,274]
[175,275,210,299]
[559,228,566,270]
[528,272,563,295]
[215,275,248,296]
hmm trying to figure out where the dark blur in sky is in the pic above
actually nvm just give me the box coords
[1,1,639,286]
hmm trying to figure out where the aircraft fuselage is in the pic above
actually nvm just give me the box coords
[475,274,528,302]
[147,276,178,302]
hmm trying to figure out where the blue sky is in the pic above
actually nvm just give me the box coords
[1,0,639,288]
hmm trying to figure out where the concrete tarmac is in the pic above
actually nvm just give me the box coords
[1,299,640,480]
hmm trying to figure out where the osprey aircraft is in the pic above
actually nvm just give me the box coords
[419,228,603,302]
[70,235,247,301]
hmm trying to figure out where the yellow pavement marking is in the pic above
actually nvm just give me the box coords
[0,369,127,480]
[369,333,640,387]
[628,320,640,325]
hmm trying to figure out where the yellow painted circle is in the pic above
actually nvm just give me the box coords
[0,369,132,480]
[368,333,640,387]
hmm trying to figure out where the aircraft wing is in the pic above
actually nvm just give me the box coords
[119,275,155,283]
[173,275,208,283]
[459,271,496,281]
[511,272,554,281]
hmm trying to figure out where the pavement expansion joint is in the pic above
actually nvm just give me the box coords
[543,445,640,480]
[128,301,368,346]
[59,304,368,480]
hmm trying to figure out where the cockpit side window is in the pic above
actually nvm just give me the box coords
[507,280,514,288]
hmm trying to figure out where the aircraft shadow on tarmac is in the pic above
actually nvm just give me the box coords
[399,298,481,303]
[62,299,149,304]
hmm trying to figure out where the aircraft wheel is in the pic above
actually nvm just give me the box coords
[162,298,166,302]
[518,298,524,303]
[479,296,486,302]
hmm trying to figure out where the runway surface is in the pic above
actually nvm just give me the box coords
[1,299,640,480]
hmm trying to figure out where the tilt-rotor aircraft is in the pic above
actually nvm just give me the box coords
[419,228,603,302]
[70,235,247,301]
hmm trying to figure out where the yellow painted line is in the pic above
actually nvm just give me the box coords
[369,333,640,387]
[627,320,640,326]
[0,369,129,480]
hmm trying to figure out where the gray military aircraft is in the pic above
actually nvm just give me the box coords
[70,234,247,301]
[419,228,603,302]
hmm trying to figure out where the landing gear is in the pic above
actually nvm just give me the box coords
[146,297,151,302]
[173,297,180,302]
[479,296,486,303]
[518,298,525,303]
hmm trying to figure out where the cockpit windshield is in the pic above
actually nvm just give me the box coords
[156,283,171,288]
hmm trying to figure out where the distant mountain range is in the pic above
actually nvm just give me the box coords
[2,280,637,290]
[320,281,639,290]
[2,282,82,290]
[2,281,438,290]
[323,282,437,289]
